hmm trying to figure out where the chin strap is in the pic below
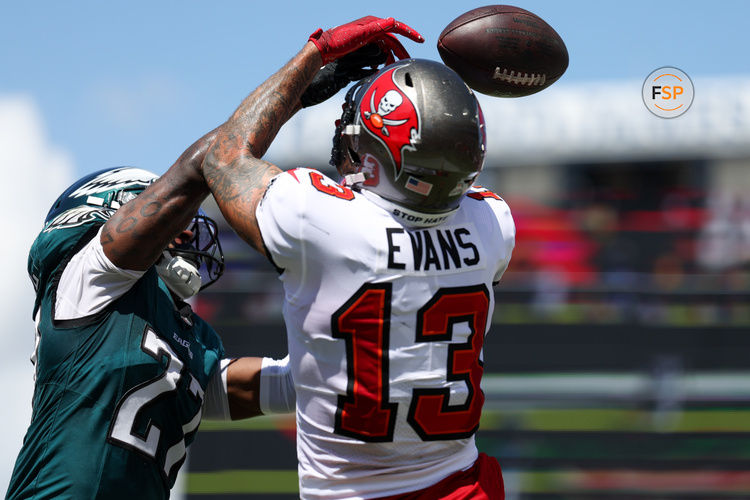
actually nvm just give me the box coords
[359,189,458,228]
[342,172,366,186]
[155,252,202,300]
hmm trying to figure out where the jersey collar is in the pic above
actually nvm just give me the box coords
[358,189,458,228]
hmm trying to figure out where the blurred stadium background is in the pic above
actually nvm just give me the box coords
[183,76,750,499]
[3,2,750,498]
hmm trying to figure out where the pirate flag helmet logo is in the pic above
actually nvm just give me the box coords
[333,59,486,215]
[358,65,421,179]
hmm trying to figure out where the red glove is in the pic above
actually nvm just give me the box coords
[309,16,424,65]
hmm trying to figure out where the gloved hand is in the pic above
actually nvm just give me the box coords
[309,16,423,65]
[300,44,388,108]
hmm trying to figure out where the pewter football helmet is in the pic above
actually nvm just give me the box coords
[331,59,486,214]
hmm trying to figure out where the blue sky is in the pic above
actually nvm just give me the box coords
[1,0,749,494]
[3,0,750,178]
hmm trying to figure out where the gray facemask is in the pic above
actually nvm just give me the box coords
[155,252,202,300]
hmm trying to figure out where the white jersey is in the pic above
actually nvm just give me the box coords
[256,168,515,499]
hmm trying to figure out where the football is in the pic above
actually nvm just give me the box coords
[437,5,568,97]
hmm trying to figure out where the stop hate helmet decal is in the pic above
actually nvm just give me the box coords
[358,66,421,179]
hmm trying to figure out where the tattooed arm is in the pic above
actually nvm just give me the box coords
[100,128,219,270]
[99,37,374,266]
[201,17,422,255]
[202,42,323,255]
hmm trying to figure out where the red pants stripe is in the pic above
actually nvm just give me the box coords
[377,453,505,500]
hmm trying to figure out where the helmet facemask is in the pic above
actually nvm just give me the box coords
[156,211,225,300]
[331,81,367,179]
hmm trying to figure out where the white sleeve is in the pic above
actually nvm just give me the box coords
[202,358,232,420]
[493,198,516,283]
[260,355,296,414]
[255,170,307,271]
[203,356,295,420]
[55,226,146,320]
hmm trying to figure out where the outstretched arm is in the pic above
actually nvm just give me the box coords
[100,128,219,270]
[203,355,296,420]
[202,43,322,255]
[202,17,423,255]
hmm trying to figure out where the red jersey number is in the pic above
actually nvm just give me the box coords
[408,286,488,440]
[332,284,397,442]
[332,283,489,442]
[310,171,355,200]
[467,186,501,201]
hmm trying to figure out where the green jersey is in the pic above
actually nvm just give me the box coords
[7,216,225,499]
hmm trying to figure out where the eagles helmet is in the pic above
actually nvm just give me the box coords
[331,58,486,217]
[45,166,158,227]
[43,167,224,298]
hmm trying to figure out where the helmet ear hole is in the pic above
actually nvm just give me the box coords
[347,147,361,166]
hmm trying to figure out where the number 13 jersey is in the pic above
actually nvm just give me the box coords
[256,168,516,499]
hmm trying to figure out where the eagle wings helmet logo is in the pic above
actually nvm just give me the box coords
[358,65,421,179]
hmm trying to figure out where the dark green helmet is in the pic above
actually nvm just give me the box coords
[42,167,224,295]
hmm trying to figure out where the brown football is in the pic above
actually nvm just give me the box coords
[437,5,568,97]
